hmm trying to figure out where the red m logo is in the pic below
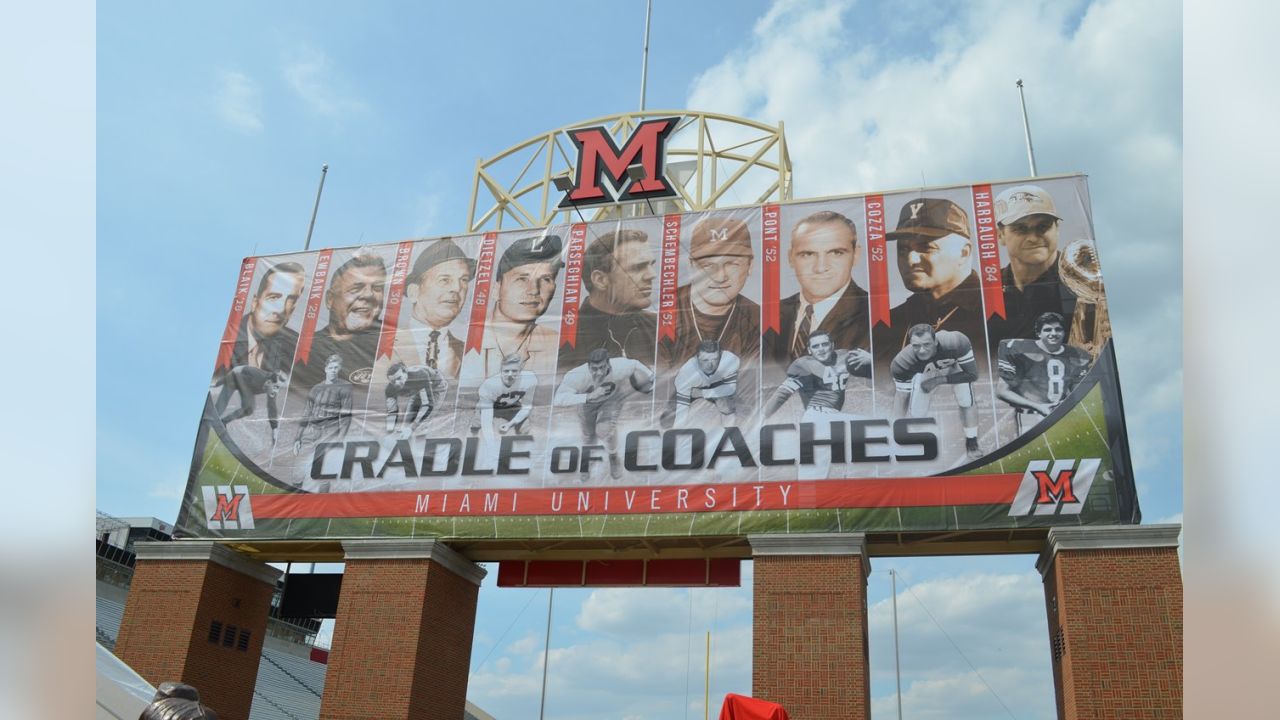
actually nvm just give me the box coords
[1008,459,1099,517]
[1033,469,1078,504]
[212,493,243,522]
[559,117,680,208]
[202,485,255,530]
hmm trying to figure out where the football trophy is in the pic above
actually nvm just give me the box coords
[1058,239,1111,358]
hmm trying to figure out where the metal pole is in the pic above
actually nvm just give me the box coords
[892,570,903,720]
[704,630,710,720]
[538,588,555,720]
[304,163,329,251]
[639,0,652,111]
[1016,80,1038,177]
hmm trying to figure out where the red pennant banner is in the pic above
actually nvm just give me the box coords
[216,257,258,371]
[658,214,682,342]
[376,241,416,360]
[465,232,500,353]
[294,250,332,366]
[250,472,1022,520]
[971,184,1006,320]
[864,195,891,327]
[558,224,588,350]
[761,204,781,334]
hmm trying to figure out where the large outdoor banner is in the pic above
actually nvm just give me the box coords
[176,174,1139,540]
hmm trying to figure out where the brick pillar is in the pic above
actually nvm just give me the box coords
[749,533,870,720]
[114,541,281,720]
[1038,525,1183,720]
[319,539,486,720]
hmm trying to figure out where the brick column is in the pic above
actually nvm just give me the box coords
[749,533,871,720]
[319,539,486,720]
[114,541,281,720]
[1038,525,1183,720]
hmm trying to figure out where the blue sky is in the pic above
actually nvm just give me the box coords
[96,1,1182,718]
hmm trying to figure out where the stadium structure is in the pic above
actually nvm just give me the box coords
[96,511,496,720]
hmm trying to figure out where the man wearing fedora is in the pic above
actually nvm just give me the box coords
[388,238,476,380]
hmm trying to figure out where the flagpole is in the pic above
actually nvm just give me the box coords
[639,0,652,111]
[304,163,329,251]
[704,630,711,720]
[1016,80,1038,177]
[892,569,903,720]
[538,588,555,720]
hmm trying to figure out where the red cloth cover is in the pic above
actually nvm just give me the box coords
[718,693,790,720]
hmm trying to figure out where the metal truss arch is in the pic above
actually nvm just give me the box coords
[467,110,793,231]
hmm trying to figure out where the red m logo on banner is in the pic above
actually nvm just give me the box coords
[1008,459,1099,516]
[1033,469,1078,504]
[559,117,680,208]
[202,485,256,530]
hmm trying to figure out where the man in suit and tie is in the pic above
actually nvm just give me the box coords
[227,260,306,375]
[388,238,475,379]
[768,210,871,366]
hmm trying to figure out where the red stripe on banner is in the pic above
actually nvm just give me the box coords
[865,195,891,327]
[658,214,682,342]
[971,184,1006,319]
[216,257,258,371]
[558,224,588,350]
[295,250,333,365]
[251,473,1022,519]
[761,204,781,334]
[465,233,499,353]
[377,241,416,359]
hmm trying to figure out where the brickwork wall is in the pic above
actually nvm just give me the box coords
[114,558,275,720]
[319,557,480,720]
[753,554,870,720]
[1044,547,1183,720]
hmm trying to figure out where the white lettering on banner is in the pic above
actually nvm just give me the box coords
[399,483,800,516]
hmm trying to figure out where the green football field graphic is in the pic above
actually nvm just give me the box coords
[187,384,1122,541]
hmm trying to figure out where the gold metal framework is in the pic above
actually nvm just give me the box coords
[466,110,792,232]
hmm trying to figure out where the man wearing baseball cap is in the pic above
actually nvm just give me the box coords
[988,184,1078,348]
[660,216,761,368]
[460,233,564,385]
[876,197,987,361]
[769,210,871,366]
[387,237,476,379]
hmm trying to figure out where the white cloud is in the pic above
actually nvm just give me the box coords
[413,192,443,237]
[688,0,1182,487]
[147,481,183,500]
[282,46,368,118]
[213,70,263,133]
[869,571,1055,719]
[470,585,753,720]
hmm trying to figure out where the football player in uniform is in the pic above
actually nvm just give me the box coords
[215,365,288,444]
[664,340,741,428]
[474,354,539,451]
[384,361,448,438]
[555,347,656,481]
[996,312,1091,435]
[764,330,871,420]
[890,324,983,460]
[763,330,872,480]
[293,354,354,457]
